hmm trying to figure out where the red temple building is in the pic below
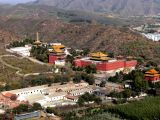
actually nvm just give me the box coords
[74,52,137,73]
[144,69,160,82]
[48,43,66,66]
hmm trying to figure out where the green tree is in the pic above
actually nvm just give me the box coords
[85,64,97,74]
[77,97,85,106]
[83,48,90,56]
[32,103,42,111]
[123,89,132,98]
[94,97,102,104]
[134,76,148,92]
[13,104,29,114]
[46,107,54,113]
[100,81,106,87]
[73,73,82,83]
[85,74,95,85]
[66,55,74,64]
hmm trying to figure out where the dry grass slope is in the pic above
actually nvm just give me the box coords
[2,56,51,74]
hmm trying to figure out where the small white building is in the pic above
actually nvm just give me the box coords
[55,60,66,66]
[142,33,160,41]
[2,85,48,97]
[9,45,32,57]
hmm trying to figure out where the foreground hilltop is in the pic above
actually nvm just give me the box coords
[0,18,160,63]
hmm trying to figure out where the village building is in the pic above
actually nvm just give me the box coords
[144,69,160,82]
[74,52,137,74]
[0,93,28,109]
[8,45,32,57]
[2,82,94,108]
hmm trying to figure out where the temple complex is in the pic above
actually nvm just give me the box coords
[74,52,137,74]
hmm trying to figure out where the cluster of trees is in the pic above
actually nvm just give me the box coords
[108,70,149,92]
[62,106,119,120]
[1,71,94,91]
[72,64,97,74]
[8,39,33,48]
[70,48,90,57]
[58,96,160,120]
[77,92,102,106]
[85,65,97,74]
[108,97,160,120]
[1,74,94,93]
[21,74,71,88]
[146,61,158,67]
[65,48,90,66]
[54,74,70,84]
[73,72,95,85]
[46,107,57,114]
[30,45,48,63]
[109,89,138,100]
[12,103,42,114]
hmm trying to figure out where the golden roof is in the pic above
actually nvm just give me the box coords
[144,74,160,77]
[90,52,108,58]
[90,52,110,61]
[52,44,65,53]
[145,69,159,74]
[91,57,110,61]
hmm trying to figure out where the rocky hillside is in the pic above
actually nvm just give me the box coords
[32,0,160,16]
[0,18,160,62]
[0,29,20,48]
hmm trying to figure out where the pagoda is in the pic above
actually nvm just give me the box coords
[144,69,160,82]
[34,32,42,46]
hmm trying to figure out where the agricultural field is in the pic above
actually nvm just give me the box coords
[2,56,52,74]
[109,97,160,120]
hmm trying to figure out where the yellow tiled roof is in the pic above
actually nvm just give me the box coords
[144,74,160,77]
[91,57,110,61]
[90,52,108,58]
[145,69,159,74]
[52,45,65,53]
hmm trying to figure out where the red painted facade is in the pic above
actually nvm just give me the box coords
[49,55,65,64]
[74,59,137,72]
[125,60,137,67]
[145,76,159,82]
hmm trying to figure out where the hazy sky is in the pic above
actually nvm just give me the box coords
[0,0,35,4]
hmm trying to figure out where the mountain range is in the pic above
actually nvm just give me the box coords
[0,17,159,63]
[31,0,160,16]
